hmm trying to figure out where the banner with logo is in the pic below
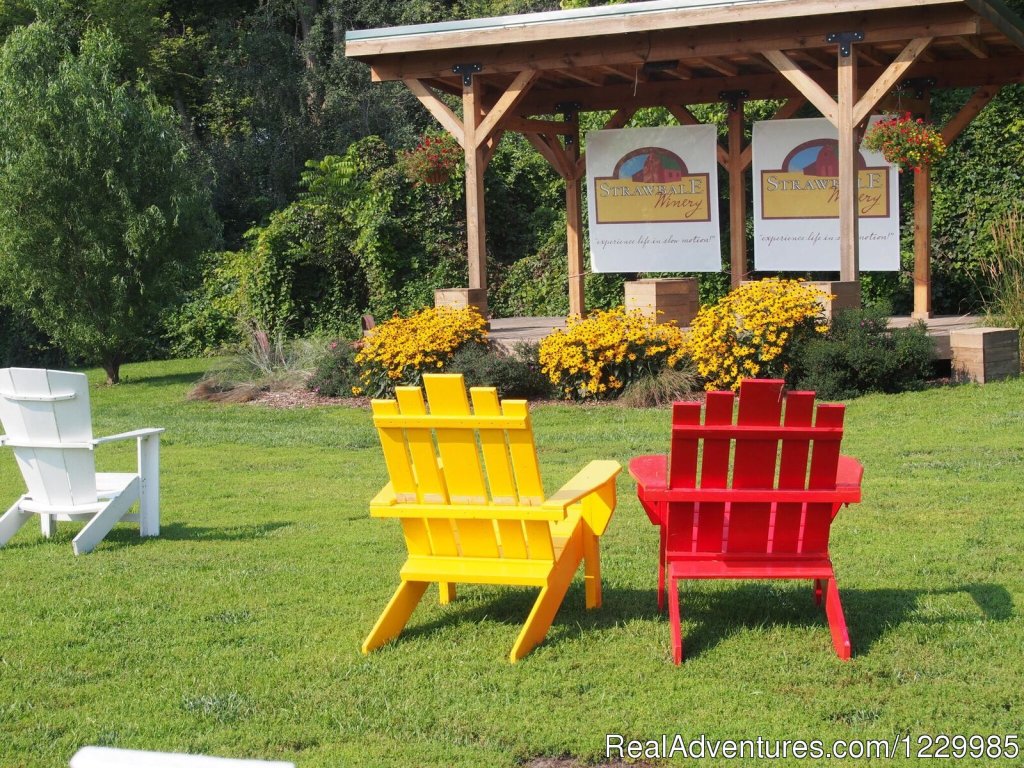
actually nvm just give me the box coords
[752,117,899,271]
[586,126,722,272]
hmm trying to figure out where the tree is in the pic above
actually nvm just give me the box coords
[0,22,219,383]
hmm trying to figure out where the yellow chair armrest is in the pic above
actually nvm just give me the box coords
[542,459,620,535]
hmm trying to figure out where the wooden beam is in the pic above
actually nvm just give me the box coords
[565,117,585,317]
[348,0,963,57]
[360,9,981,82]
[955,34,990,58]
[526,132,573,179]
[694,57,739,77]
[853,37,934,125]
[555,69,605,87]
[837,46,859,282]
[727,101,747,288]
[463,77,487,291]
[474,70,538,149]
[763,49,838,125]
[505,116,575,135]
[913,159,933,318]
[404,78,465,147]
[941,84,1000,144]
[517,54,1024,114]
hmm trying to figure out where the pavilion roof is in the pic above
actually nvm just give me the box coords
[346,0,1024,114]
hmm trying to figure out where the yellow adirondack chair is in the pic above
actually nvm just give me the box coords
[362,374,620,662]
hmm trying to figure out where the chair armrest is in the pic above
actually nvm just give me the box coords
[628,454,667,493]
[542,459,620,535]
[836,454,864,502]
[92,427,165,446]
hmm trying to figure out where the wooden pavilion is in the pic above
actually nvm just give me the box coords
[346,0,1024,318]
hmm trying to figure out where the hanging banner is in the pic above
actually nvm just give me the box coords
[752,117,899,271]
[586,125,722,272]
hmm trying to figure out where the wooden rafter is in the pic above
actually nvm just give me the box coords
[955,34,990,57]
[404,79,466,147]
[853,37,934,124]
[941,84,1000,143]
[763,49,839,125]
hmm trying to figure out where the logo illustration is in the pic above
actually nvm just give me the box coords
[760,139,889,220]
[594,147,711,224]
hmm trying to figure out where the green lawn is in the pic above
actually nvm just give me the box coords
[1,359,1022,767]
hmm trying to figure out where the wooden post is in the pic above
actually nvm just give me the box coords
[837,44,859,282]
[566,114,586,317]
[463,76,487,291]
[913,96,933,319]
[727,97,747,288]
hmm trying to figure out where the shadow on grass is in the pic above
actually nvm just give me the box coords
[381,580,1014,659]
[114,371,202,388]
[157,521,293,542]
[659,581,1014,660]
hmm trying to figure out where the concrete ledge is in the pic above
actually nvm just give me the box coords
[951,327,1020,383]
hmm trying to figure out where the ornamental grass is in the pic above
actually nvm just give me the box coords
[538,307,687,399]
[353,306,487,397]
[685,279,829,391]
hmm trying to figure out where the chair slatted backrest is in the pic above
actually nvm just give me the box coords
[0,368,97,508]
[666,378,845,557]
[371,374,554,561]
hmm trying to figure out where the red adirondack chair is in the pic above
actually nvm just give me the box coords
[628,379,863,663]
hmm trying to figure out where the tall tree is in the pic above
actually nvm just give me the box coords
[0,22,219,383]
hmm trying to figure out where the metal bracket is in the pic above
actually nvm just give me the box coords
[452,63,482,86]
[556,102,582,146]
[899,77,937,100]
[826,31,864,57]
[719,90,749,111]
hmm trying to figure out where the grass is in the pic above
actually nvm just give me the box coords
[1,358,1022,767]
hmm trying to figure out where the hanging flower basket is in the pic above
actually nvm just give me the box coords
[862,113,947,173]
[401,133,462,186]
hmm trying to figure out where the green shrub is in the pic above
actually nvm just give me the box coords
[448,342,553,400]
[795,306,935,399]
[619,363,702,408]
[307,340,360,398]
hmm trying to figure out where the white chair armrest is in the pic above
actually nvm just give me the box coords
[92,427,165,446]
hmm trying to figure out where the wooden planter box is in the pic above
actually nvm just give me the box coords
[951,327,1020,383]
[806,280,861,321]
[624,278,698,327]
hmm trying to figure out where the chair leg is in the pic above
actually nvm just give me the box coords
[509,553,578,662]
[824,577,852,660]
[362,580,429,654]
[40,513,56,538]
[583,527,602,610]
[813,578,824,607]
[668,572,683,665]
[72,492,135,555]
[658,527,667,613]
[0,500,33,548]
[137,434,161,537]
[438,583,456,604]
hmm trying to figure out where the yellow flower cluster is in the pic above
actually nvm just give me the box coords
[538,307,686,399]
[353,306,487,397]
[684,279,829,391]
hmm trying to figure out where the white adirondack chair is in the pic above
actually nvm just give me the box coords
[70,747,295,767]
[0,368,163,555]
